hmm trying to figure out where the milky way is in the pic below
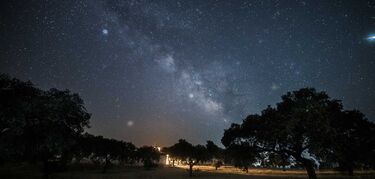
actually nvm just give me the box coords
[1,0,375,146]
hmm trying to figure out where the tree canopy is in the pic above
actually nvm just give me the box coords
[0,74,90,166]
[222,88,375,179]
[2,74,374,179]
[137,146,161,169]
[166,139,220,177]
[0,74,139,174]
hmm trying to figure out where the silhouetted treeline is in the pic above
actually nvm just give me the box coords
[2,74,375,179]
[163,139,224,177]
[0,74,160,176]
[222,88,375,179]
[162,88,375,179]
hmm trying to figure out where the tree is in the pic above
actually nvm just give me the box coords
[225,142,258,173]
[41,89,91,166]
[118,141,137,165]
[214,160,223,170]
[168,139,195,176]
[0,74,91,176]
[71,133,95,164]
[167,139,210,177]
[194,144,210,164]
[93,136,117,173]
[137,146,160,169]
[222,88,364,179]
[162,146,176,166]
[70,133,137,172]
[167,139,192,164]
[330,110,375,175]
[206,140,224,170]
[80,135,131,173]
[206,140,220,160]
[0,74,42,162]
[267,152,290,170]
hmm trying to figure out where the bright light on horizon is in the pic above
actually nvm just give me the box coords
[166,154,169,165]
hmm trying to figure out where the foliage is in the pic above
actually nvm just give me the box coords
[266,152,290,169]
[167,139,212,177]
[222,88,375,179]
[329,110,375,174]
[0,74,90,172]
[71,133,137,172]
[206,141,224,169]
[0,74,138,174]
[137,146,160,169]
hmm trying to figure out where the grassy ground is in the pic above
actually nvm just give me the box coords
[1,163,375,179]
[176,165,375,178]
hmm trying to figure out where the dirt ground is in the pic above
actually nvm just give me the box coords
[1,164,375,179]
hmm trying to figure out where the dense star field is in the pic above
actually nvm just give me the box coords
[0,0,374,146]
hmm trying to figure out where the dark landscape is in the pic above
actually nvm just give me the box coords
[1,0,375,179]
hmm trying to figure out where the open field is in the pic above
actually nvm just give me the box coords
[177,165,375,178]
[1,164,375,179]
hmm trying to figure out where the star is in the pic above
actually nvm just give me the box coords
[102,29,109,35]
[2,0,375,147]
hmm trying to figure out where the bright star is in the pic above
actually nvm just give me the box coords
[102,29,109,35]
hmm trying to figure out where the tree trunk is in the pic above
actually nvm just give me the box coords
[189,164,193,177]
[102,157,110,173]
[305,163,316,179]
[300,159,316,179]
[339,161,354,176]
[244,166,248,173]
[348,168,354,176]
[42,160,50,179]
[294,154,317,179]
[347,162,354,176]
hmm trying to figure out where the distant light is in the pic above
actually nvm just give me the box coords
[188,93,194,98]
[166,154,170,165]
[102,29,109,35]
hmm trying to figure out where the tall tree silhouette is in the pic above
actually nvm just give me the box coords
[206,140,224,170]
[167,139,210,177]
[137,146,160,169]
[330,110,375,175]
[222,88,375,179]
[225,142,258,173]
[0,74,90,176]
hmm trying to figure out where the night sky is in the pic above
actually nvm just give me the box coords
[1,0,375,146]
